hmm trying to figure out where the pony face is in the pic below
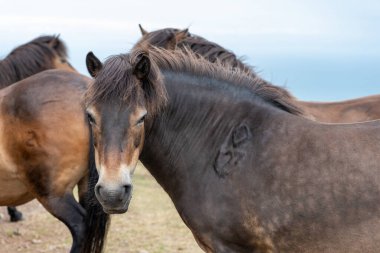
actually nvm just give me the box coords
[84,51,165,213]
[86,101,146,214]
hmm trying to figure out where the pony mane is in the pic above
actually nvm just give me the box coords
[86,46,303,116]
[30,35,68,58]
[136,27,180,49]
[147,47,304,115]
[0,35,68,87]
[136,28,248,71]
[84,51,167,116]
[178,35,252,74]
[137,28,297,108]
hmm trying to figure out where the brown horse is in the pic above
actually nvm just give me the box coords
[85,47,380,253]
[0,69,108,253]
[1,35,76,222]
[136,26,380,123]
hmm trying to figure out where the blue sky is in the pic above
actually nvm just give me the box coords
[1,0,379,101]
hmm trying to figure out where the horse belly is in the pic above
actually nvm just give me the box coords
[0,142,33,205]
[0,173,32,205]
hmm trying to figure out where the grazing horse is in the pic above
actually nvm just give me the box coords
[0,35,75,222]
[137,25,380,123]
[0,70,108,253]
[85,47,380,253]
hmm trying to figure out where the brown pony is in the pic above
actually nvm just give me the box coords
[136,25,380,123]
[0,35,76,222]
[0,69,108,253]
[85,47,380,253]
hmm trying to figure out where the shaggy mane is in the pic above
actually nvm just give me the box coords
[86,46,303,116]
[0,35,68,87]
[148,47,304,115]
[136,28,296,105]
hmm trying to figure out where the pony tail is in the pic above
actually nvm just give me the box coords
[80,122,110,253]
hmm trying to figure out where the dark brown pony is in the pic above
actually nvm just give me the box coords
[0,70,108,253]
[0,35,76,222]
[85,47,380,253]
[137,26,380,123]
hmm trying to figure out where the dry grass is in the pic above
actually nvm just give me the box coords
[0,164,202,253]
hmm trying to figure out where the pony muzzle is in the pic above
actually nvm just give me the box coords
[95,181,133,214]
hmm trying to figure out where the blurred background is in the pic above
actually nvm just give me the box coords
[1,0,379,101]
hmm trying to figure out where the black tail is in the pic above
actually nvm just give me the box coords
[81,123,110,253]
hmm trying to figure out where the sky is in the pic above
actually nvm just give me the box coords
[1,0,379,101]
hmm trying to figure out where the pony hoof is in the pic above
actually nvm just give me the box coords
[10,212,23,222]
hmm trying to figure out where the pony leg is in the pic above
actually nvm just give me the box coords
[77,174,89,208]
[7,206,23,222]
[38,193,86,253]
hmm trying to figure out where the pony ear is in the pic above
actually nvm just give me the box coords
[138,24,148,36]
[86,52,103,78]
[48,35,61,50]
[166,34,177,50]
[175,28,189,42]
[133,52,150,79]
[166,29,190,50]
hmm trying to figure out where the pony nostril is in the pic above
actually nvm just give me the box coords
[122,184,132,200]
[95,184,102,198]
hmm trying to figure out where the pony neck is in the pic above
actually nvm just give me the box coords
[140,70,293,199]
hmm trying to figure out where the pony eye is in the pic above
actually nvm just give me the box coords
[87,113,96,125]
[137,115,146,125]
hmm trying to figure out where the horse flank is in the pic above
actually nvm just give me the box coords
[0,35,68,87]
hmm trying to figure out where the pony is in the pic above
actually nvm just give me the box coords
[0,69,108,253]
[84,47,380,252]
[0,35,75,222]
[136,25,380,123]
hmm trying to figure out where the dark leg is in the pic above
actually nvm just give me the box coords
[77,174,89,208]
[7,206,23,222]
[39,194,86,253]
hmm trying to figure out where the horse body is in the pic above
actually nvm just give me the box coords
[141,72,380,253]
[0,69,89,201]
[0,35,76,221]
[298,95,380,122]
[85,48,380,253]
[0,69,106,253]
